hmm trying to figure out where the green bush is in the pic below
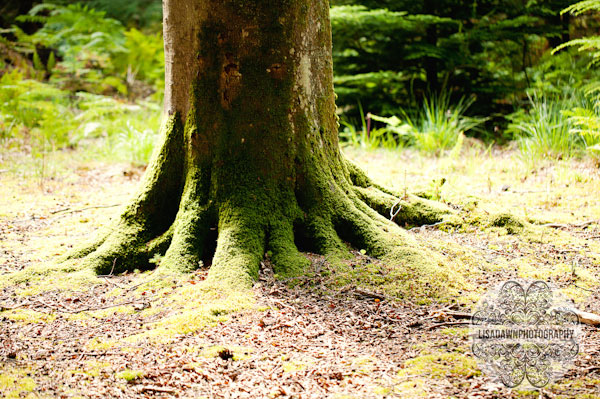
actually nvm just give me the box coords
[0,2,164,166]
[0,68,160,164]
[8,3,164,98]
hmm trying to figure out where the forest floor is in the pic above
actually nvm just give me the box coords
[1,144,600,398]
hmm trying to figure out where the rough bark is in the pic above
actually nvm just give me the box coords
[70,0,452,290]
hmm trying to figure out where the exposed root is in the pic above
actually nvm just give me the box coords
[353,186,456,227]
[335,196,400,258]
[60,230,109,261]
[59,119,474,299]
[295,213,348,258]
[207,207,266,289]
[160,165,214,273]
[63,114,185,274]
[78,223,152,275]
[267,219,310,277]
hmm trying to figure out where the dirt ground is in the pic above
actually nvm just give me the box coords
[1,147,600,398]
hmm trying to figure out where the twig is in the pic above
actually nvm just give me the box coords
[409,221,445,232]
[574,284,595,292]
[510,190,545,194]
[542,220,598,229]
[23,298,152,314]
[139,386,177,394]
[352,288,387,301]
[50,204,121,215]
[76,351,128,360]
[444,311,473,319]
[569,308,600,327]
[0,301,32,311]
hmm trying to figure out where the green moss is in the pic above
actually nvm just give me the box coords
[488,212,526,234]
[282,360,309,373]
[120,279,254,343]
[84,337,119,351]
[268,219,311,277]
[64,113,186,275]
[1,309,56,324]
[116,369,144,382]
[353,186,456,227]
[0,261,98,294]
[0,365,37,399]
[399,350,481,379]
[82,361,111,378]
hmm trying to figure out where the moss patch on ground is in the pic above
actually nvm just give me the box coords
[0,365,37,399]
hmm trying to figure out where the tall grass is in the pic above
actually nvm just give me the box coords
[564,89,600,160]
[402,94,483,154]
[342,92,484,154]
[508,94,581,160]
[505,90,600,160]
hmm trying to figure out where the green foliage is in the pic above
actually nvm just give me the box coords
[330,0,575,127]
[15,3,125,77]
[554,0,600,68]
[0,69,159,164]
[562,0,600,15]
[563,93,600,159]
[107,117,160,165]
[0,2,164,167]
[340,104,407,150]
[0,70,74,148]
[348,93,484,154]
[114,28,165,98]
[85,0,162,28]
[5,3,164,98]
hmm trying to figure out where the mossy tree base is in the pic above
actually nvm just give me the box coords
[67,0,456,292]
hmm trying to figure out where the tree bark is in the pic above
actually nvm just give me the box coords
[70,0,452,290]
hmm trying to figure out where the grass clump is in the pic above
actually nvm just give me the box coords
[341,93,484,155]
[508,93,582,161]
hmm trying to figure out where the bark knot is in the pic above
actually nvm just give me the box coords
[220,54,242,110]
[267,63,286,80]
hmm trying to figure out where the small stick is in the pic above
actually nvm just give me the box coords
[50,204,121,215]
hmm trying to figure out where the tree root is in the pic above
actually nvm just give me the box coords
[208,207,266,288]
[63,162,466,297]
[61,119,470,298]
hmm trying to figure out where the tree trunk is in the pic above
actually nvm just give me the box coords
[71,0,451,289]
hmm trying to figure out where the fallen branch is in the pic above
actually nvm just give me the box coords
[568,308,600,327]
[409,221,446,232]
[352,288,387,301]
